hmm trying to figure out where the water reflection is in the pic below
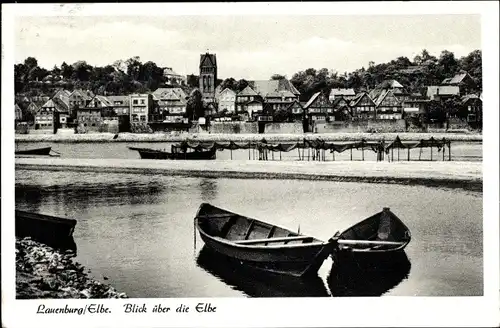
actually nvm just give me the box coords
[327,252,411,297]
[198,178,218,203]
[196,246,330,297]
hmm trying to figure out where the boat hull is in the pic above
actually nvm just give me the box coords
[198,230,332,277]
[333,208,411,267]
[15,147,52,155]
[15,210,77,251]
[135,148,216,160]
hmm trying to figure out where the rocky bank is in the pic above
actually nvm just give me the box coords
[16,237,127,299]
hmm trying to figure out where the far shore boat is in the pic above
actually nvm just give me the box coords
[129,146,216,160]
[15,146,52,156]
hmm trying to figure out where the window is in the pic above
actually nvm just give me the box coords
[140,99,145,105]
[133,99,138,105]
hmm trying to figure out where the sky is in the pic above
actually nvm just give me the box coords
[15,14,481,80]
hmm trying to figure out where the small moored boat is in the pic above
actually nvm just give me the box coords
[15,146,52,156]
[194,203,337,278]
[332,207,411,268]
[15,210,77,251]
[129,145,216,160]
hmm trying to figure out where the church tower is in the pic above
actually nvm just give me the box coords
[199,52,217,103]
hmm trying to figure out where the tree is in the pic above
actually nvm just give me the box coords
[219,77,237,91]
[235,79,249,92]
[270,74,286,80]
[61,62,73,79]
[426,100,446,124]
[24,57,38,70]
[186,74,199,88]
[186,89,204,121]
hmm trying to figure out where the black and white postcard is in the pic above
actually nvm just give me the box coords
[2,2,499,327]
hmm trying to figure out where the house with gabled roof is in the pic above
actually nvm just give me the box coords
[285,100,305,122]
[373,89,403,120]
[236,85,261,115]
[331,97,353,121]
[152,88,188,122]
[349,92,376,120]
[35,96,69,132]
[441,72,476,95]
[303,92,331,122]
[216,87,236,113]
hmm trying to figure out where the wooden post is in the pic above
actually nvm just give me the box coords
[448,142,451,161]
[249,147,251,160]
[362,147,365,161]
[397,147,400,161]
[443,145,445,161]
[272,151,274,161]
[407,147,410,161]
[391,148,393,162]
[297,147,301,161]
[230,148,233,160]
[350,148,353,161]
[280,151,282,161]
[308,147,310,161]
[430,145,433,161]
[419,146,422,161]
[333,151,335,161]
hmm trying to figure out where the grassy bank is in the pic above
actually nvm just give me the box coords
[15,158,483,192]
[15,132,483,143]
[16,237,128,299]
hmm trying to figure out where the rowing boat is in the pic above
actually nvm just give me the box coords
[15,210,77,251]
[332,207,411,268]
[15,146,52,156]
[194,203,337,278]
[129,146,216,160]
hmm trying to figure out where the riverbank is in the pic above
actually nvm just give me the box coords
[15,132,483,143]
[15,158,483,192]
[16,237,128,299]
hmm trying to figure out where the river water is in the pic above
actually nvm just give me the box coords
[15,168,482,297]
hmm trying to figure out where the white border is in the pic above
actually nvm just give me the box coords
[2,2,499,327]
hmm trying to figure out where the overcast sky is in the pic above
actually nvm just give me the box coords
[15,14,481,80]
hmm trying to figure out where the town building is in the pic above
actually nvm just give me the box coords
[303,92,331,122]
[331,97,353,121]
[199,52,217,104]
[152,88,188,123]
[36,96,70,132]
[285,100,305,122]
[163,67,186,86]
[349,92,376,120]
[461,94,482,125]
[442,72,476,95]
[426,86,460,101]
[130,94,153,123]
[236,85,262,118]
[215,88,236,113]
[329,88,356,102]
[373,89,403,119]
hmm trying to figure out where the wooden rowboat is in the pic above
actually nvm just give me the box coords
[332,207,411,268]
[129,146,216,160]
[15,146,52,156]
[195,203,337,278]
[15,210,77,251]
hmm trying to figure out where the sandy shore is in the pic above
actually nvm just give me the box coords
[15,132,483,143]
[16,237,128,299]
[15,157,482,191]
